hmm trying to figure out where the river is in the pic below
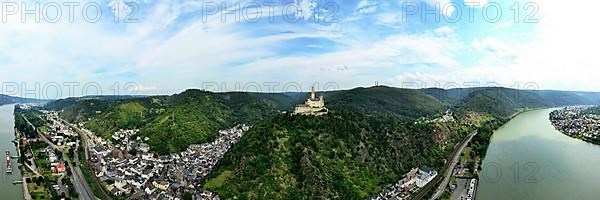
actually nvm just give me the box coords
[477,108,600,199]
[0,104,24,200]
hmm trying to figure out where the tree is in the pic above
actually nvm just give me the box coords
[35,177,43,185]
[68,147,75,158]
[183,192,193,200]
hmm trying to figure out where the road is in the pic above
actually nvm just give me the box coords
[57,173,69,196]
[430,131,477,200]
[21,115,59,150]
[21,114,96,200]
[69,163,96,200]
[64,119,113,200]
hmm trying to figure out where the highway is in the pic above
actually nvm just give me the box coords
[430,131,478,200]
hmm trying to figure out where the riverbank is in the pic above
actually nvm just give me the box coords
[549,106,600,145]
[0,104,24,200]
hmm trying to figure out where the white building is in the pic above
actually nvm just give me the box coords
[416,166,438,188]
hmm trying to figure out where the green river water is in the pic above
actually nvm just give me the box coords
[478,108,600,199]
[0,104,24,200]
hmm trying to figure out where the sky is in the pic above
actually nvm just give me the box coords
[0,0,598,98]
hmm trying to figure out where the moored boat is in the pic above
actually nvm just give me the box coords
[5,150,12,173]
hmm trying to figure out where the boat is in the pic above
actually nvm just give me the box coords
[5,150,12,173]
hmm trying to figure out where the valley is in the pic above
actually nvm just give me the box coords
[8,86,600,199]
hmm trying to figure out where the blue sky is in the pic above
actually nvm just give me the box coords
[0,0,598,98]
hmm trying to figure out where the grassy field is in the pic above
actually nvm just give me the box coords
[203,170,233,190]
[28,182,51,200]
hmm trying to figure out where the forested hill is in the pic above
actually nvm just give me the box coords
[0,94,44,105]
[203,112,475,199]
[326,86,600,119]
[326,86,446,119]
[45,89,297,154]
[45,86,600,198]
[45,86,600,155]
[447,87,600,118]
[201,86,600,199]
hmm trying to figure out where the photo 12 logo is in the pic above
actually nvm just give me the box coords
[198,1,340,24]
[401,1,539,23]
[1,82,140,100]
[0,1,139,23]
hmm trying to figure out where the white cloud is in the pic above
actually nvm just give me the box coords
[471,37,517,60]
[295,0,318,20]
[226,29,464,87]
[392,0,600,92]
[377,13,401,27]
[356,0,378,15]
[478,0,600,91]
[464,0,488,8]
[434,26,454,36]
[2,0,600,97]
[425,0,454,16]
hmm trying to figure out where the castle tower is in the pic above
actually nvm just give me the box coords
[292,84,328,116]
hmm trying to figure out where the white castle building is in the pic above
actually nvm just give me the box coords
[293,86,328,116]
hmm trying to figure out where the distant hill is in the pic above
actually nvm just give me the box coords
[326,86,447,119]
[446,88,600,118]
[44,95,146,111]
[0,94,44,105]
[452,87,543,118]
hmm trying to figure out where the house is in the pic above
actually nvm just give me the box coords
[110,187,122,196]
[416,166,438,188]
[139,143,150,153]
[153,179,170,191]
[114,179,128,190]
[142,153,155,161]
[52,163,66,174]
[92,145,108,156]
[48,152,58,163]
[106,167,118,177]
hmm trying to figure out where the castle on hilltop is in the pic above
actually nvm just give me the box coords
[293,86,328,116]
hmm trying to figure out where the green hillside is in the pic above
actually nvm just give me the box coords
[47,90,296,154]
[0,94,45,105]
[203,86,600,199]
[47,86,600,155]
[44,86,600,198]
[203,113,475,199]
[452,88,600,118]
[453,88,535,118]
[327,86,447,118]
